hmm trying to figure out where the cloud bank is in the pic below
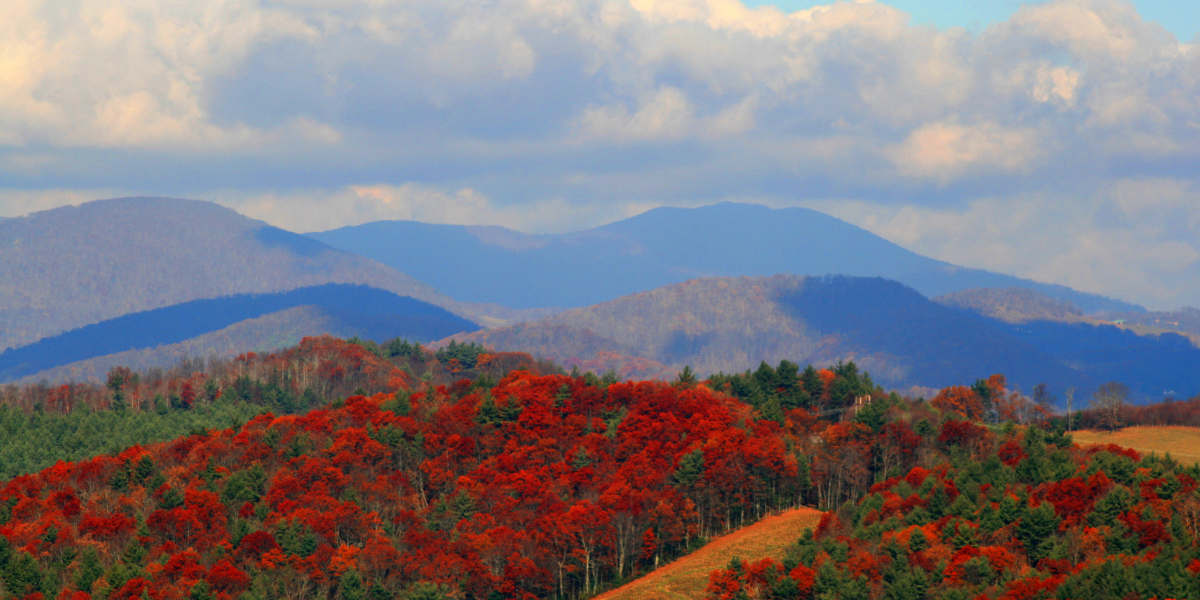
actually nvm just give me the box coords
[2,0,1200,308]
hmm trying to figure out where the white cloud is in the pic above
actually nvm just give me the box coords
[4,0,1200,307]
[573,86,756,142]
[807,181,1200,310]
[215,183,657,234]
[889,120,1043,182]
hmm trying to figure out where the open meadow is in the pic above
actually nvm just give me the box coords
[595,508,823,600]
[1072,426,1200,465]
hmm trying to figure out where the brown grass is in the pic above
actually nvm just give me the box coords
[1072,426,1200,466]
[595,508,823,600]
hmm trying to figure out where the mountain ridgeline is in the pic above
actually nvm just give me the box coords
[308,202,1142,313]
[446,275,1200,402]
[0,197,510,353]
[0,284,480,383]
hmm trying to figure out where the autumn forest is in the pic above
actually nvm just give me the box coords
[0,334,1196,600]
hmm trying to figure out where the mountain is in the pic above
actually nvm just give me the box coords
[308,202,1142,314]
[0,284,480,383]
[0,197,533,352]
[1098,306,1200,337]
[444,275,1200,401]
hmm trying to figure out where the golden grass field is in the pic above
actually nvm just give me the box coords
[595,508,823,600]
[1072,426,1200,466]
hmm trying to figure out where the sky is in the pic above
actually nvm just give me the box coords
[745,0,1200,40]
[2,0,1200,310]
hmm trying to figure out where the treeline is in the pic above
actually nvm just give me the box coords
[1071,393,1200,430]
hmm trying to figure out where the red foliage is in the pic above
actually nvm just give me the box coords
[207,558,251,594]
[932,386,984,420]
[997,441,1025,466]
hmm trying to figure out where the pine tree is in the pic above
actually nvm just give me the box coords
[672,449,706,488]
[1016,502,1059,563]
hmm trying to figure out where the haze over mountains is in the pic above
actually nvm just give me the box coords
[0,284,478,383]
[0,197,549,352]
[309,202,1143,314]
[5,196,1197,401]
[447,275,1200,400]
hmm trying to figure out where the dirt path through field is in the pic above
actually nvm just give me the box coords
[595,507,823,600]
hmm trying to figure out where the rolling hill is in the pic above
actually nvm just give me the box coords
[0,197,535,352]
[308,202,1142,314]
[0,284,480,383]
[444,275,1200,401]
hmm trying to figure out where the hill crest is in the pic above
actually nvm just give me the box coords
[0,197,533,352]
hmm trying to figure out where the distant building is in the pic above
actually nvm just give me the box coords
[1112,319,1126,325]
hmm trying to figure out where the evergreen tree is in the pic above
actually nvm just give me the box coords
[1016,502,1059,563]
[673,449,706,488]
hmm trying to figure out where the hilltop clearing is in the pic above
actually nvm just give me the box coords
[1072,426,1200,466]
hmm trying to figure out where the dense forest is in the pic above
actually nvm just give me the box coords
[0,337,556,480]
[0,335,912,600]
[708,422,1200,600]
[1,333,1199,600]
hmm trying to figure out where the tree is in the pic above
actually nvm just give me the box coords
[1091,382,1128,432]
[1064,387,1076,431]
[676,365,698,386]
[931,386,983,421]
[1032,383,1055,412]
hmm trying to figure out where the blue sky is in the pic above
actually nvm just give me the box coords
[3,0,1200,310]
[745,0,1199,40]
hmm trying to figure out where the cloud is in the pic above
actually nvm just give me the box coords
[889,120,1043,182]
[807,179,1200,310]
[4,0,1200,307]
[215,184,656,234]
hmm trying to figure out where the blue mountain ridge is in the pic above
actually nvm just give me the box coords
[307,202,1142,313]
[0,284,479,382]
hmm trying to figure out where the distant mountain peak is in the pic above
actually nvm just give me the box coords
[0,197,490,351]
[309,201,1143,314]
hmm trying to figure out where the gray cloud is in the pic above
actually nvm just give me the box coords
[2,0,1200,308]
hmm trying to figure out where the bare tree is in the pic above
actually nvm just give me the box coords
[1065,387,1075,431]
[1091,382,1128,432]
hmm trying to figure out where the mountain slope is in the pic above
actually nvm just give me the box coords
[309,202,1141,313]
[934,287,1087,323]
[0,284,479,383]
[446,275,1200,400]
[0,197,509,352]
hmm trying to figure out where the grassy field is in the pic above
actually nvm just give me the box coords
[596,508,823,600]
[1072,426,1200,466]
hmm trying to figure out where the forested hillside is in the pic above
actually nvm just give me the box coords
[309,203,1140,314]
[934,288,1086,323]
[0,285,479,383]
[1,328,1198,600]
[445,275,1200,401]
[0,198,522,352]
[707,418,1200,600]
[0,351,890,600]
[0,336,557,479]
